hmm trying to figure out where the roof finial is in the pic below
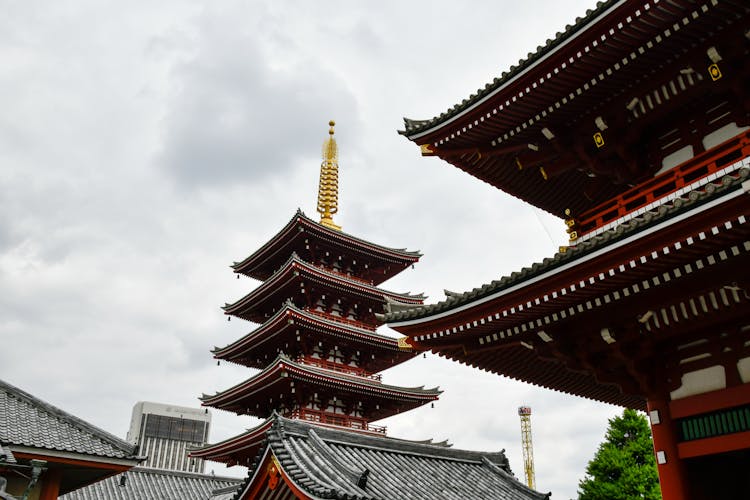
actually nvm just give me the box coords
[317,120,342,231]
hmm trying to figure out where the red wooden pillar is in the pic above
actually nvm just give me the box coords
[647,398,689,500]
[38,468,61,500]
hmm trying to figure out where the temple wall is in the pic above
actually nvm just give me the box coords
[670,366,726,400]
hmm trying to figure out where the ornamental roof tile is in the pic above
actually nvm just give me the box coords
[0,379,140,461]
[233,414,549,500]
[401,0,618,137]
[59,467,242,500]
[385,167,750,323]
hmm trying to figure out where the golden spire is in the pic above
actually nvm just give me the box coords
[317,120,342,231]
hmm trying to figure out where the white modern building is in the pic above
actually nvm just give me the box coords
[126,402,211,473]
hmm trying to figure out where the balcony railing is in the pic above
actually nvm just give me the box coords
[574,130,750,240]
[288,409,387,435]
[297,356,383,382]
[306,309,377,331]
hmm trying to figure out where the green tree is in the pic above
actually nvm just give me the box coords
[577,409,661,500]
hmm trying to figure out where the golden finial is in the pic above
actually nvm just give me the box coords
[317,120,342,231]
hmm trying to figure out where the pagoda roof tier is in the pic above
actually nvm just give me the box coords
[212,303,415,372]
[200,355,440,421]
[223,253,425,324]
[232,210,421,285]
[188,415,275,466]
[387,167,750,409]
[400,0,750,218]
[231,414,549,500]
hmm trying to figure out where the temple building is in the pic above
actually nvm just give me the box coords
[0,379,143,500]
[385,1,750,499]
[191,122,548,499]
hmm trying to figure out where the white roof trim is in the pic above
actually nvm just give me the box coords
[389,187,744,327]
[407,0,627,141]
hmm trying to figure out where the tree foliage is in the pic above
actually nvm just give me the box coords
[577,409,661,500]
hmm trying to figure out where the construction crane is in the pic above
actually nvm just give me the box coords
[518,406,536,490]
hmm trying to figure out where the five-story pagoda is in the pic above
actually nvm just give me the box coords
[191,122,440,467]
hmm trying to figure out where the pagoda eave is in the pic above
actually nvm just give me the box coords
[213,304,415,371]
[224,255,425,323]
[201,356,440,421]
[232,210,421,285]
[188,416,274,467]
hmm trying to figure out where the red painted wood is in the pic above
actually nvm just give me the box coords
[670,384,750,419]
[678,430,750,459]
[575,130,750,237]
[647,398,690,500]
[10,452,131,472]
[38,469,61,500]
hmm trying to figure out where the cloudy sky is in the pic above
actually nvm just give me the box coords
[1,1,624,498]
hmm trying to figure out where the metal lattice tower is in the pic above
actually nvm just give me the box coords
[518,406,536,490]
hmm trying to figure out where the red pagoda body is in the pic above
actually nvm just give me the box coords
[192,123,439,468]
[386,1,750,499]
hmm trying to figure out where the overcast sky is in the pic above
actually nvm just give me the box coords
[1,1,624,498]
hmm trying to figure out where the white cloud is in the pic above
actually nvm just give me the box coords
[0,1,619,499]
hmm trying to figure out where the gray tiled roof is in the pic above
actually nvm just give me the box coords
[401,0,618,136]
[0,445,16,464]
[385,168,750,323]
[0,379,140,461]
[233,415,549,499]
[209,484,244,500]
[60,467,243,500]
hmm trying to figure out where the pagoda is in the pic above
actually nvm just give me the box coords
[386,1,750,499]
[192,121,440,468]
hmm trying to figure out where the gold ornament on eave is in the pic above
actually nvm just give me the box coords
[317,120,342,231]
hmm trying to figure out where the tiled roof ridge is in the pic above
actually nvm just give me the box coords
[126,466,242,482]
[481,457,551,500]
[234,414,537,500]
[231,209,421,273]
[289,429,370,498]
[0,378,139,458]
[59,466,243,500]
[276,415,506,464]
[266,420,344,498]
[400,0,619,137]
[307,428,367,485]
[386,168,749,322]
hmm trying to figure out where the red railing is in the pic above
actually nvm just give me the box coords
[288,409,387,434]
[315,263,373,285]
[306,309,377,331]
[575,130,750,238]
[297,355,383,381]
